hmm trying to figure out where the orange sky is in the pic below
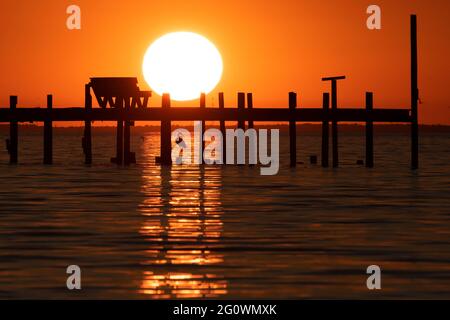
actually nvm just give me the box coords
[0,0,449,124]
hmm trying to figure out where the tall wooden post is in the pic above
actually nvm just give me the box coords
[83,84,92,165]
[411,14,419,170]
[321,92,329,168]
[247,93,254,129]
[365,92,374,168]
[237,92,245,130]
[219,92,226,163]
[43,94,53,164]
[322,76,345,168]
[331,80,339,168]
[123,107,131,166]
[200,93,206,165]
[9,96,18,164]
[160,93,172,165]
[115,97,124,165]
[289,92,297,167]
[124,97,131,166]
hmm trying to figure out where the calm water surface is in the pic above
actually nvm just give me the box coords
[0,128,449,299]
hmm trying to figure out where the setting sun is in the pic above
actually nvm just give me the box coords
[142,32,223,101]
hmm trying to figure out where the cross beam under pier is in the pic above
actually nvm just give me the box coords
[0,107,412,123]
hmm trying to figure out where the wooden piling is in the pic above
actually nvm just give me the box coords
[331,81,339,168]
[114,97,124,165]
[83,84,92,165]
[124,126,131,165]
[237,92,245,130]
[218,92,226,163]
[321,92,329,168]
[365,92,374,168]
[289,92,297,167]
[160,93,172,165]
[124,98,131,166]
[247,93,254,129]
[411,14,419,170]
[200,93,206,165]
[9,96,18,164]
[322,76,345,168]
[116,122,124,165]
[43,94,53,164]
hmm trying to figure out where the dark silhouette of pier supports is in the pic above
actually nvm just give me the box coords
[199,93,206,165]
[411,14,419,170]
[114,97,124,165]
[124,122,131,166]
[123,121,133,165]
[365,92,374,168]
[43,94,53,164]
[9,96,18,164]
[159,93,172,165]
[237,92,245,130]
[88,77,148,165]
[0,15,421,170]
[321,92,330,168]
[218,92,226,162]
[123,97,135,166]
[112,96,135,166]
[247,93,254,129]
[322,76,346,168]
[289,92,297,167]
[83,84,93,164]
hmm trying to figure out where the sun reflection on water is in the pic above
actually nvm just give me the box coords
[138,136,227,298]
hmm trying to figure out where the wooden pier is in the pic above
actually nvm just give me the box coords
[0,15,420,169]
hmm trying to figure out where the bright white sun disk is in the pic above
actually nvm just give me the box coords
[142,32,223,101]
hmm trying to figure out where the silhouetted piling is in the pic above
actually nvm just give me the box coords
[365,92,374,168]
[160,93,172,165]
[237,92,245,130]
[289,92,297,167]
[124,96,136,165]
[322,76,345,168]
[9,96,18,164]
[218,92,226,162]
[124,123,131,165]
[200,93,206,165]
[247,93,254,129]
[321,92,329,167]
[83,84,92,164]
[115,97,124,165]
[331,81,338,167]
[411,14,419,169]
[43,94,53,164]
[124,98,131,166]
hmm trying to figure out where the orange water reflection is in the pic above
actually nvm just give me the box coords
[138,138,227,298]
